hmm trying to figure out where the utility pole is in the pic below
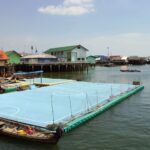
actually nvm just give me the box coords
[107,46,110,57]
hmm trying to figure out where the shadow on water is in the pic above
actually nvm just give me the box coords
[0,135,59,150]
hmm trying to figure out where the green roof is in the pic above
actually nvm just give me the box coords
[45,45,88,54]
[86,56,96,64]
[6,51,21,64]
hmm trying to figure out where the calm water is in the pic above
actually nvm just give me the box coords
[0,65,150,150]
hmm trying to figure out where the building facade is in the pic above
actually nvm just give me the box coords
[45,45,88,62]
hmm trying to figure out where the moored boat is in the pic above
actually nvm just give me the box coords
[104,63,115,67]
[120,69,141,72]
[120,66,141,72]
[0,118,63,144]
[0,81,30,94]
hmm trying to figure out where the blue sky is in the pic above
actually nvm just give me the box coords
[0,0,150,56]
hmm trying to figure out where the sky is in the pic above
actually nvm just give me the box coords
[0,0,150,56]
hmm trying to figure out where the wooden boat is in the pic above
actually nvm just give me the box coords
[120,69,141,72]
[120,66,141,72]
[0,70,43,94]
[0,79,30,94]
[104,63,115,67]
[0,118,63,144]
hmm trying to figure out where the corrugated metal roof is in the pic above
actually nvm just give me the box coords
[45,45,88,54]
[22,54,57,59]
[0,50,9,60]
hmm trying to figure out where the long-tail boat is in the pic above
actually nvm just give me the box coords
[120,66,141,72]
[0,117,63,144]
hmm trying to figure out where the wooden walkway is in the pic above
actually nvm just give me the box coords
[0,62,90,76]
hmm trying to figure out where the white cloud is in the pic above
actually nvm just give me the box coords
[38,0,95,16]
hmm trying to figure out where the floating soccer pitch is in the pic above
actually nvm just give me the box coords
[0,78,144,130]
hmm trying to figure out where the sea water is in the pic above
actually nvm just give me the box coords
[0,65,150,150]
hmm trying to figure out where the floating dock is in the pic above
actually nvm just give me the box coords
[0,78,144,133]
[64,85,144,133]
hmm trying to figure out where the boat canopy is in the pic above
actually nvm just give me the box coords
[13,70,43,76]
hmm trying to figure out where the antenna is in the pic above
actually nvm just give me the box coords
[31,45,34,54]
[107,47,110,57]
[35,46,38,54]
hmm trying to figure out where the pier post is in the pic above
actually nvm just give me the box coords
[86,64,89,73]
[58,64,60,72]
[49,65,52,72]
[32,65,34,71]
[65,64,68,71]
[40,65,43,72]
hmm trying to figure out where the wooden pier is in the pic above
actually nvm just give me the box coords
[0,62,89,76]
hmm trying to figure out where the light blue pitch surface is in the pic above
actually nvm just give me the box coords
[0,80,135,128]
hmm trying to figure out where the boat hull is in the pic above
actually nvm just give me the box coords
[120,69,141,72]
[0,130,59,144]
[0,119,62,144]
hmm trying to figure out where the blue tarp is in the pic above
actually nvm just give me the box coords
[14,70,43,75]
[0,79,135,128]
